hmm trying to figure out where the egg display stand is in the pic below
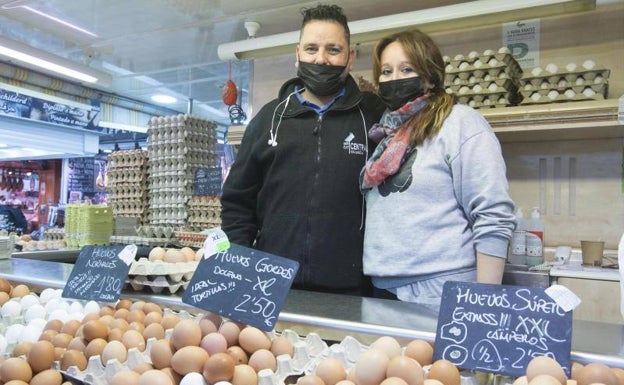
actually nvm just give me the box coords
[106,149,149,225]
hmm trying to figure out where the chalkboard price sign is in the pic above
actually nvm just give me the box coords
[194,167,222,196]
[182,243,299,331]
[62,245,136,303]
[434,281,572,378]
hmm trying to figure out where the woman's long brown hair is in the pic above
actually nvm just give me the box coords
[373,29,456,146]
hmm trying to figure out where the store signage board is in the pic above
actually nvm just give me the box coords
[434,281,572,378]
[194,167,222,196]
[182,243,299,331]
[62,245,136,303]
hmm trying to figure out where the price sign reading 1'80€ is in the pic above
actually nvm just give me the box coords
[62,245,136,303]
[182,243,299,331]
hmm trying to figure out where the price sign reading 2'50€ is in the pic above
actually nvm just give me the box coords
[62,245,136,303]
[182,243,299,331]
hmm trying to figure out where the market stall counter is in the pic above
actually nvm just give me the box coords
[0,257,622,369]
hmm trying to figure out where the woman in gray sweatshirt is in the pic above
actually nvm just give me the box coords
[361,29,515,312]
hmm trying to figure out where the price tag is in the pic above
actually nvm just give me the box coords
[182,243,299,331]
[62,245,136,303]
[203,228,230,258]
[434,281,572,377]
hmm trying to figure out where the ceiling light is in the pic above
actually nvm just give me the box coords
[218,0,595,60]
[151,94,177,104]
[0,36,112,86]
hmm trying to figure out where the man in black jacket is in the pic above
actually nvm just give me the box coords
[221,4,384,295]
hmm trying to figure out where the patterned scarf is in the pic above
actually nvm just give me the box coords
[360,94,430,191]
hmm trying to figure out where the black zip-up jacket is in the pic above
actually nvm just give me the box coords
[221,75,384,292]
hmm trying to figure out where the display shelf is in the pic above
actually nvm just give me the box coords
[482,98,622,142]
[0,257,623,368]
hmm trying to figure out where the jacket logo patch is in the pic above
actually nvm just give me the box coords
[343,132,366,155]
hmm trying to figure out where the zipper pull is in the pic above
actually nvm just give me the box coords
[313,115,322,135]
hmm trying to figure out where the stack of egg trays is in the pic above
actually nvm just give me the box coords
[519,66,610,104]
[444,50,523,109]
[186,195,222,233]
[105,149,148,222]
[145,114,218,236]
[124,258,198,294]
[58,309,330,385]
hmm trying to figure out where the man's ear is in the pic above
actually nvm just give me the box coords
[347,47,355,71]
[295,45,300,68]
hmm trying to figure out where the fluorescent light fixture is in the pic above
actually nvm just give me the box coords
[0,36,112,86]
[151,94,177,104]
[99,121,148,133]
[218,0,595,60]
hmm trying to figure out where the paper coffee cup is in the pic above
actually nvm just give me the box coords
[581,240,605,266]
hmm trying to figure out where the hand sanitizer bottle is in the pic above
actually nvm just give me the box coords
[508,207,527,265]
[525,207,544,265]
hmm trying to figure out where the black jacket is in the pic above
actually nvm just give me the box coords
[221,75,384,292]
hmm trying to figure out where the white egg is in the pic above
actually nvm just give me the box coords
[468,51,479,59]
[564,89,576,98]
[181,372,208,385]
[70,301,84,314]
[459,86,470,94]
[443,55,451,63]
[545,63,559,73]
[594,75,604,84]
[20,294,40,309]
[498,96,507,104]
[468,75,477,83]
[473,59,483,68]
[488,58,499,66]
[69,312,85,322]
[548,90,560,100]
[459,61,470,70]
[47,308,70,322]
[531,67,543,76]
[453,77,461,85]
[1,300,22,317]
[530,92,542,101]
[28,318,47,331]
[483,49,495,56]
[540,80,550,89]
[489,83,499,92]
[84,300,101,314]
[565,62,578,72]
[24,304,46,323]
[582,59,596,70]
[39,288,57,304]
[575,76,585,85]
[557,78,567,88]
[5,324,25,344]
[20,324,42,343]
[498,46,511,54]
[0,334,7,354]
[454,54,465,60]
[473,84,483,93]
[468,99,476,107]
[524,84,533,90]
[582,87,596,97]
[44,298,67,313]
[445,64,453,72]
[484,74,492,81]
[483,98,492,105]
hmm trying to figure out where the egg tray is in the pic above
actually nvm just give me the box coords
[129,258,197,278]
[520,88,608,105]
[519,83,608,99]
[446,53,522,75]
[445,63,521,84]
[520,68,610,87]
[456,92,522,109]
[124,276,190,294]
[175,230,208,248]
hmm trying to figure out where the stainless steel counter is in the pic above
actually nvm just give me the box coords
[0,258,622,368]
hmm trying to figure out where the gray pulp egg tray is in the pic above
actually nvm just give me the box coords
[519,66,610,105]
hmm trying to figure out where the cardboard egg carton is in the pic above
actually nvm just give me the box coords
[175,230,208,248]
[521,67,610,88]
[125,275,190,294]
[520,84,608,105]
[128,258,197,280]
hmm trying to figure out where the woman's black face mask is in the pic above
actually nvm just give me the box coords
[377,76,426,111]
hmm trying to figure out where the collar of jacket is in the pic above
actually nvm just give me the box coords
[277,74,364,118]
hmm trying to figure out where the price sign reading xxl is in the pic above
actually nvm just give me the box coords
[434,281,572,378]
[62,245,136,303]
[182,243,299,331]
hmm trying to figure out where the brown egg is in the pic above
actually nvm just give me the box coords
[297,375,327,385]
[219,321,241,346]
[133,362,154,374]
[239,326,271,354]
[0,291,9,306]
[44,319,64,332]
[149,247,166,262]
[160,367,181,384]
[127,309,146,324]
[83,319,108,341]
[143,302,163,315]
[10,284,29,298]
[200,332,228,355]
[203,352,235,383]
[139,369,174,385]
[316,357,346,385]
[130,301,146,312]
[85,338,108,359]
[387,356,424,385]
[232,364,258,385]
[0,357,33,383]
[180,247,196,262]
[54,347,66,361]
[128,321,146,334]
[110,318,130,331]
[370,336,402,359]
[60,349,87,371]
[570,362,584,381]
[612,368,624,385]
[355,348,390,385]
[51,333,73,349]
[271,336,294,357]
[81,313,100,324]
[116,299,133,310]
[171,345,209,375]
[227,345,249,364]
[144,323,166,341]
[576,363,618,385]
[38,329,58,342]
[101,340,128,365]
[122,329,146,352]
[164,249,185,263]
[114,308,130,320]
[424,380,445,385]
[0,277,12,293]
[108,328,125,342]
[161,314,180,330]
[199,317,218,336]
[381,378,409,385]
[514,376,529,385]
[529,374,564,385]
[171,319,202,349]
[99,306,115,317]
[144,311,163,326]
[248,348,277,372]
[151,339,174,369]
[527,356,567,385]
[336,381,357,385]
[67,337,87,352]
[110,370,141,385]
[61,319,82,336]
[30,368,63,385]
[11,341,33,357]
[27,340,56,373]
[405,340,434,366]
[428,360,461,385]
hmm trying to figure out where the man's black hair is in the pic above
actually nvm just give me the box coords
[300,4,350,45]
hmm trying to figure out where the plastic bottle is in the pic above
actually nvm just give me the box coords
[525,207,544,266]
[508,207,527,265]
